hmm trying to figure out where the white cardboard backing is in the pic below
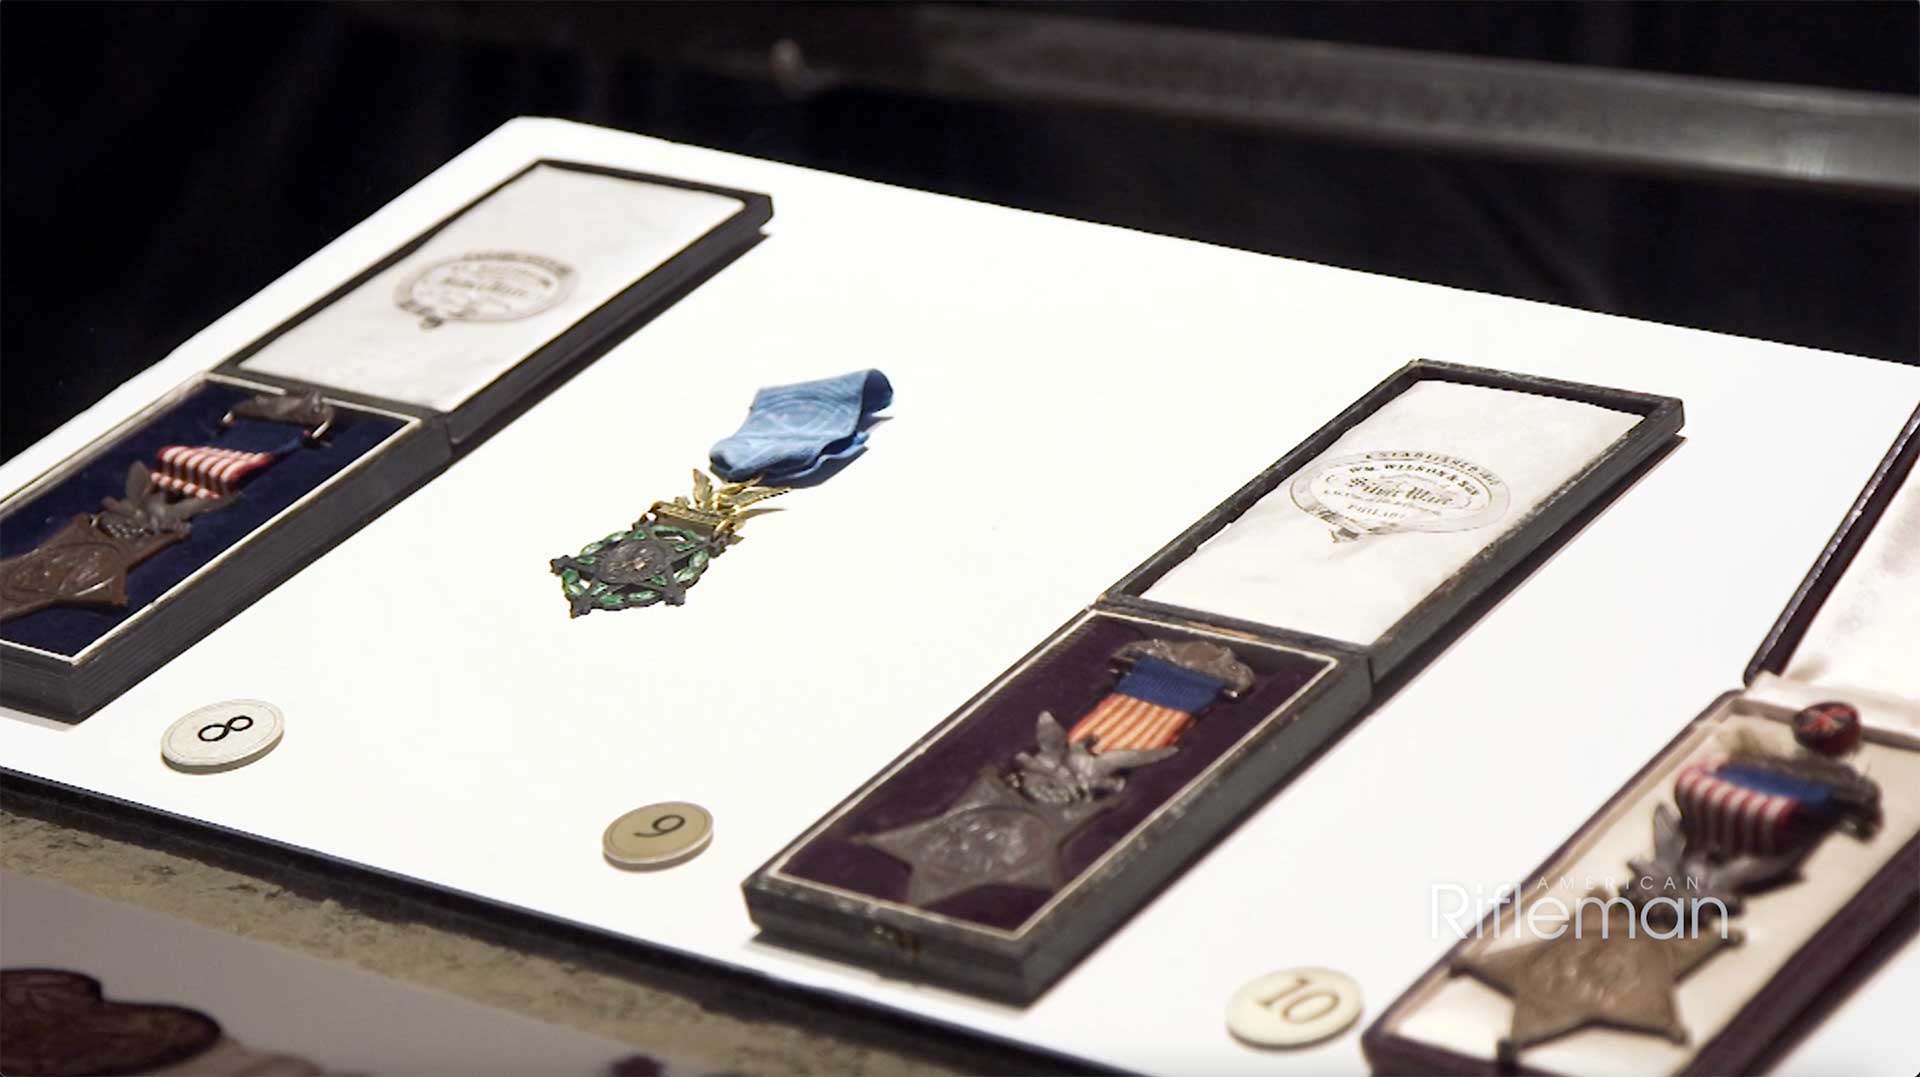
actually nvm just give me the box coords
[1145,380,1641,643]
[239,163,745,410]
[1784,458,1920,704]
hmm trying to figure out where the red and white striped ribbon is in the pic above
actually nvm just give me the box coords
[1067,693,1196,753]
[1674,762,1798,857]
[152,445,278,500]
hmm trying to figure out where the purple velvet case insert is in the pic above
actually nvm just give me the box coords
[778,615,1331,932]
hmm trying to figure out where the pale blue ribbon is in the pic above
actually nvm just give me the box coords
[709,370,892,484]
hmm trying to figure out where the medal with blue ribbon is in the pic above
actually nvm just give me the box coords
[550,370,892,617]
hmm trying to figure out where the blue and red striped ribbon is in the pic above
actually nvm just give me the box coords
[1067,655,1232,753]
[150,419,308,501]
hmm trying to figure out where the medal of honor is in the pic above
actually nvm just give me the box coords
[550,370,891,617]
[860,639,1255,908]
[0,467,211,622]
[1,392,334,624]
[1453,701,1883,1060]
[1453,895,1734,1053]
[551,471,784,616]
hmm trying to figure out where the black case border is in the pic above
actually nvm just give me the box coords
[744,360,1686,1003]
[747,605,1366,1003]
[0,373,423,543]
[3,157,774,717]
[1745,404,1920,686]
[0,372,441,717]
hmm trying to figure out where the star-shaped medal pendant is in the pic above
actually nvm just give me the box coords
[551,527,706,616]
[858,712,1177,908]
[861,770,1083,907]
[0,464,214,623]
[1452,894,1737,1059]
[550,471,784,617]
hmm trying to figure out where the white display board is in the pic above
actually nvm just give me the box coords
[2,119,1915,1075]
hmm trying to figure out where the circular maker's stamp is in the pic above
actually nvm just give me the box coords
[161,700,284,772]
[1291,450,1510,542]
[396,251,575,329]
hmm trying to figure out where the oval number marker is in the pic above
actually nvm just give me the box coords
[603,801,713,869]
[162,700,284,772]
[1227,967,1362,1048]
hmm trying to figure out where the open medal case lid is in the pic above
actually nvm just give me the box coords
[1362,404,1920,1075]
[209,159,772,445]
[1747,405,1920,711]
[743,361,1685,1004]
[0,158,772,718]
[1103,360,1685,684]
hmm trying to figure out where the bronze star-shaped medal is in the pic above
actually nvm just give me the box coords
[0,465,214,623]
[858,713,1176,908]
[1452,893,1737,1058]
[0,517,178,621]
[861,769,1073,907]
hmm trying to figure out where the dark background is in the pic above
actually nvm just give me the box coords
[4,1,1917,461]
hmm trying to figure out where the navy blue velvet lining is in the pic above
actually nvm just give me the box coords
[782,615,1331,931]
[1,382,404,656]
